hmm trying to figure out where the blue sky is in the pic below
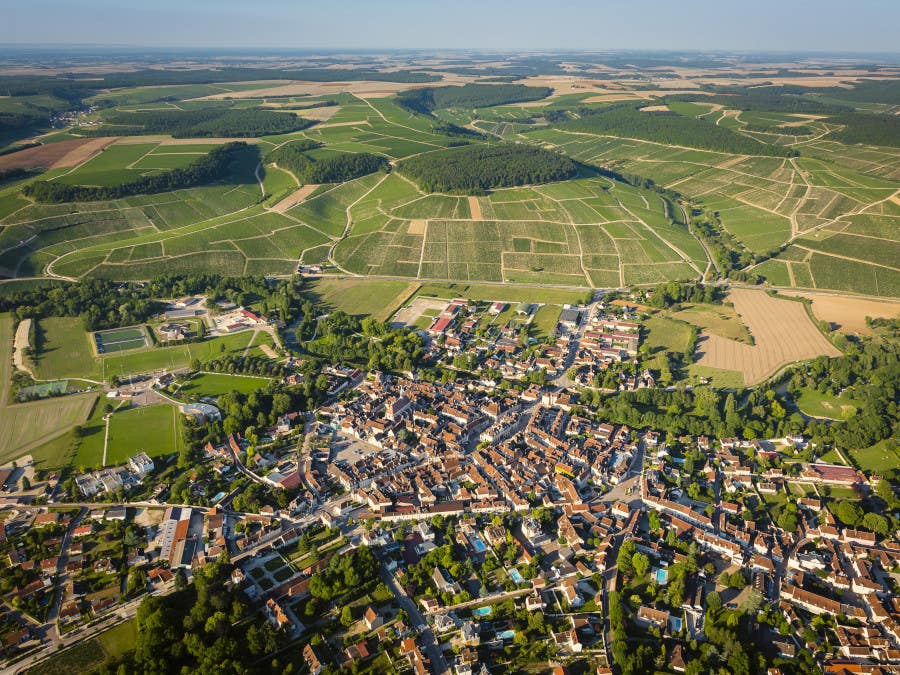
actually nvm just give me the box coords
[2,0,898,52]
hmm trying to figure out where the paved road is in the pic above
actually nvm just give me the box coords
[379,566,448,675]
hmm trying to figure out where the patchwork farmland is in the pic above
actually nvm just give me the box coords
[0,71,896,300]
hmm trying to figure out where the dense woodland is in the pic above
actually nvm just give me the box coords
[22,142,256,203]
[682,87,850,114]
[399,143,577,194]
[266,141,388,184]
[396,83,552,114]
[827,112,900,148]
[90,107,313,138]
[557,104,796,156]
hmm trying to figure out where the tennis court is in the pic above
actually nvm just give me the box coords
[94,326,149,354]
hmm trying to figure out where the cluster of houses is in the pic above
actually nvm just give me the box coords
[74,452,155,497]
[315,372,645,527]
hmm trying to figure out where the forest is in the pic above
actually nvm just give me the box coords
[827,112,900,147]
[396,83,551,114]
[90,107,313,138]
[0,67,438,99]
[676,86,850,114]
[557,104,796,156]
[22,142,256,203]
[266,141,389,184]
[398,143,577,194]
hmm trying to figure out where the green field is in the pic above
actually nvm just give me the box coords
[26,618,136,675]
[32,317,101,380]
[100,331,256,379]
[670,303,752,343]
[178,372,272,397]
[794,387,858,420]
[104,404,184,464]
[304,278,420,321]
[643,315,694,354]
[849,439,900,474]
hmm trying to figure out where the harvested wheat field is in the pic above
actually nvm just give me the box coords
[270,184,319,213]
[468,196,483,221]
[694,288,841,386]
[791,292,900,335]
[0,136,118,171]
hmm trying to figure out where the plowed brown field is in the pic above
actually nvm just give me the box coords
[694,288,841,386]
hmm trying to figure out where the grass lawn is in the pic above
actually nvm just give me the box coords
[105,404,183,464]
[304,278,419,322]
[643,315,693,353]
[688,364,746,389]
[850,439,900,473]
[794,387,858,420]
[0,312,12,406]
[530,305,560,338]
[72,396,114,470]
[670,302,752,343]
[178,372,272,398]
[32,316,101,380]
[100,331,255,378]
[816,448,847,465]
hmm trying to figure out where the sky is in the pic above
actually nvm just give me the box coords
[1,0,899,53]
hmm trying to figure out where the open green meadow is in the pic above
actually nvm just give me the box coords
[303,277,420,321]
[849,439,900,474]
[32,317,101,380]
[793,387,858,420]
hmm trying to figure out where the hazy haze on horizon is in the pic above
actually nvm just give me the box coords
[1,0,899,53]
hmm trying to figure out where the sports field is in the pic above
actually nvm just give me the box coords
[100,330,255,379]
[94,326,149,354]
[104,404,184,465]
[178,372,272,398]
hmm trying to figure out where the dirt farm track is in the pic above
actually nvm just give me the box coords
[694,288,841,386]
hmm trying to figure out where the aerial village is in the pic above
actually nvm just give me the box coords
[0,295,896,675]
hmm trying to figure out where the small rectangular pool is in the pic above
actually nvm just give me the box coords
[473,606,492,617]
[507,568,524,583]
[212,491,226,503]
[471,538,487,553]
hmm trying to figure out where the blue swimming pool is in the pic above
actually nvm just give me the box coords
[508,568,524,583]
[212,491,226,503]
[499,630,516,640]
[473,606,492,617]
[472,538,487,553]
[653,567,668,584]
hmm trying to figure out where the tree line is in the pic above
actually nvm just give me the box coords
[396,83,551,114]
[266,141,388,184]
[89,107,313,138]
[22,142,256,203]
[398,143,577,194]
[556,104,797,157]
